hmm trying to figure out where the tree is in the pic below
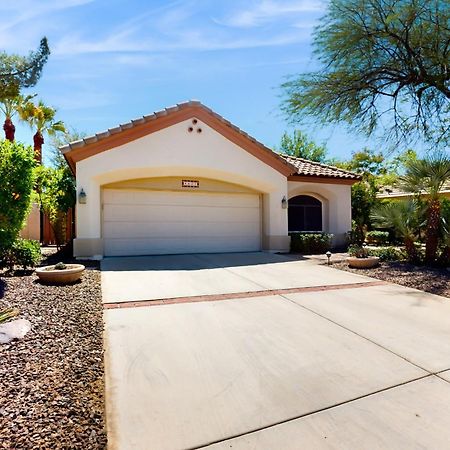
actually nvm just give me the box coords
[371,200,423,262]
[277,130,328,162]
[0,140,35,249]
[350,176,379,242]
[49,128,86,170]
[34,165,76,248]
[0,38,50,101]
[281,0,450,147]
[338,148,387,176]
[0,94,35,141]
[399,153,450,263]
[18,99,65,164]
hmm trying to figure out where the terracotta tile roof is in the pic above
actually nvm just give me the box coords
[59,100,281,155]
[59,100,360,183]
[377,182,450,198]
[280,155,361,180]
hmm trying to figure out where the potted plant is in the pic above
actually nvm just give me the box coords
[36,261,85,284]
[347,245,380,269]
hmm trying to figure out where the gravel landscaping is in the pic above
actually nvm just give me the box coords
[330,261,450,298]
[0,255,107,449]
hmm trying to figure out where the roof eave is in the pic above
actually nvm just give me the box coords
[288,174,361,185]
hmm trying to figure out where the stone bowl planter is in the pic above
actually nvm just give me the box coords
[347,256,380,269]
[36,264,85,285]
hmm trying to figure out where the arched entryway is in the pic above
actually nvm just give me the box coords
[288,195,323,232]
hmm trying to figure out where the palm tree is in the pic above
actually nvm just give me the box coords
[399,154,450,264]
[18,99,65,164]
[371,200,424,263]
[0,94,35,141]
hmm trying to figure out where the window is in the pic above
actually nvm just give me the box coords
[288,195,322,232]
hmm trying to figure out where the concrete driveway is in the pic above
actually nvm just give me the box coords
[102,253,450,450]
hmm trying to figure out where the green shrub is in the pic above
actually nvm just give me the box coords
[0,140,35,248]
[366,230,389,246]
[347,220,365,245]
[348,245,370,258]
[368,246,406,262]
[0,239,41,270]
[290,232,333,254]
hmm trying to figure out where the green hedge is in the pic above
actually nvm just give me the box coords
[0,239,41,270]
[290,232,333,254]
[366,231,389,246]
[368,246,406,262]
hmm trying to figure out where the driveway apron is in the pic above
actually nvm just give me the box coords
[101,253,450,450]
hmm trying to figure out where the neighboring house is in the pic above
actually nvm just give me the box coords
[60,101,360,259]
[378,183,450,200]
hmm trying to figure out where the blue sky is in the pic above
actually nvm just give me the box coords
[2,0,374,162]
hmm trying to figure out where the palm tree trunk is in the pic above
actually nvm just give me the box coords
[404,236,418,263]
[425,199,441,264]
[3,118,15,141]
[33,130,44,164]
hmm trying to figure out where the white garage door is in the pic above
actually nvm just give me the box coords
[102,189,261,256]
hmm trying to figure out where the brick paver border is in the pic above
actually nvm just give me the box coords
[103,280,387,310]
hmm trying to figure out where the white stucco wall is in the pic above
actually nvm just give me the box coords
[75,118,290,257]
[288,180,352,246]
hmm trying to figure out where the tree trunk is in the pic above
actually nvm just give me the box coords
[3,118,15,141]
[425,199,441,264]
[404,236,418,263]
[33,131,44,164]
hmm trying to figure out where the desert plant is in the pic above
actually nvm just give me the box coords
[348,245,370,258]
[54,262,67,270]
[18,99,65,164]
[0,307,20,324]
[371,200,424,263]
[0,94,35,141]
[400,153,450,264]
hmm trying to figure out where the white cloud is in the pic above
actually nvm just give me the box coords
[52,29,310,55]
[218,0,325,28]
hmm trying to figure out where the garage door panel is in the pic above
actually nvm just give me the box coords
[104,236,261,256]
[102,189,261,256]
[103,204,260,223]
[103,221,260,239]
[104,190,260,208]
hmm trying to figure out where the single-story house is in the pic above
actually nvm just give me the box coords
[60,101,360,259]
[378,184,450,200]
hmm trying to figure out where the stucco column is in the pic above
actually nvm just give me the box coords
[74,178,103,259]
[262,191,290,252]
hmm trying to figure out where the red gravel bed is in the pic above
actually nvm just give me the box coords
[0,267,107,449]
[330,261,450,298]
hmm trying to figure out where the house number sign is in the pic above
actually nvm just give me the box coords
[182,179,199,188]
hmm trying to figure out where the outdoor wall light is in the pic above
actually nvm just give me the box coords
[78,188,87,204]
[281,196,288,209]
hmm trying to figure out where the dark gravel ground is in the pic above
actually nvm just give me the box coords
[330,261,450,298]
[0,252,107,449]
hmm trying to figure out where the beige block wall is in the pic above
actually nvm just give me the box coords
[20,203,40,241]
